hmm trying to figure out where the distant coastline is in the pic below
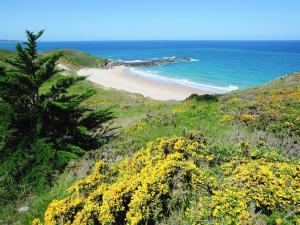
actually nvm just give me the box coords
[1,40,300,89]
[0,40,19,42]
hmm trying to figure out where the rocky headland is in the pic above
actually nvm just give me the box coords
[105,56,194,68]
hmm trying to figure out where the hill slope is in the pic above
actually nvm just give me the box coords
[0,49,299,224]
[32,71,300,225]
[0,48,108,69]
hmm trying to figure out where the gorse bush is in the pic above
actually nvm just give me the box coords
[34,131,299,225]
[0,31,114,201]
[220,76,300,155]
[33,132,210,225]
[188,160,299,224]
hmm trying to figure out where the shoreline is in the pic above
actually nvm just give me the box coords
[77,66,207,101]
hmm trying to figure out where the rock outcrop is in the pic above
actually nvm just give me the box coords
[105,57,194,68]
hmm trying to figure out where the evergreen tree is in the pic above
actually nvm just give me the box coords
[0,31,114,199]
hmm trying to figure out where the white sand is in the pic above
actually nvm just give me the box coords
[77,66,206,101]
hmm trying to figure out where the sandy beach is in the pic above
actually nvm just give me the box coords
[77,66,206,101]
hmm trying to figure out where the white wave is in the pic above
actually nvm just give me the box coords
[118,57,199,64]
[122,59,147,63]
[129,68,239,93]
[162,56,176,60]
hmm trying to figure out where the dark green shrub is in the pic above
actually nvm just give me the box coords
[186,93,219,102]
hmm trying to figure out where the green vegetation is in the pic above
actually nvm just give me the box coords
[33,135,299,225]
[0,47,108,70]
[0,30,113,222]
[48,48,108,69]
[220,73,300,156]
[186,93,219,102]
[0,32,299,225]
[0,49,15,59]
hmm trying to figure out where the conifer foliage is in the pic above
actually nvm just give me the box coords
[0,31,114,200]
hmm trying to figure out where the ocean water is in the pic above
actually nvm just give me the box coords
[1,40,300,93]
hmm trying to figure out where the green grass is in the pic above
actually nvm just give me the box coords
[0,48,108,69]
[0,49,15,58]
[46,49,108,69]
[0,172,75,225]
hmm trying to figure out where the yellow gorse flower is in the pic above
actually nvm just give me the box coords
[284,121,294,127]
[241,114,255,122]
[172,107,186,114]
[231,97,241,102]
[35,135,214,225]
[220,115,232,123]
[34,133,299,225]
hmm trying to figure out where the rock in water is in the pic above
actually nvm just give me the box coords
[106,57,194,68]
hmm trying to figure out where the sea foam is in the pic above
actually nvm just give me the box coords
[129,68,238,93]
[122,59,147,63]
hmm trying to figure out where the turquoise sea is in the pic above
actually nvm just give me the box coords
[1,41,300,93]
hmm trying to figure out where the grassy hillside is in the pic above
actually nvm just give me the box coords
[220,72,300,156]
[0,48,299,224]
[47,49,108,69]
[0,48,108,69]
[0,49,15,58]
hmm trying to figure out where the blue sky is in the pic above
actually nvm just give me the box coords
[1,0,300,40]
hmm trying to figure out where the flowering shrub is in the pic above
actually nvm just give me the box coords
[231,96,241,102]
[135,120,147,130]
[172,107,186,114]
[237,140,251,151]
[283,121,294,127]
[128,120,148,134]
[188,160,299,224]
[34,133,299,225]
[34,132,217,225]
[221,79,300,141]
[220,115,233,123]
[241,114,255,122]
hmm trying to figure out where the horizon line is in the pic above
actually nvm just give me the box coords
[1,39,300,42]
